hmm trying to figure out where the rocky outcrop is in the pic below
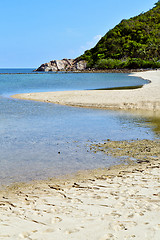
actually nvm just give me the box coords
[35,59,87,72]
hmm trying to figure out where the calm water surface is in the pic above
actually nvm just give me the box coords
[0,70,159,185]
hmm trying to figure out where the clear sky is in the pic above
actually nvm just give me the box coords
[0,0,156,68]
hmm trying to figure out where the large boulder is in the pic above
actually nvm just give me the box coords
[74,60,87,70]
[35,59,87,72]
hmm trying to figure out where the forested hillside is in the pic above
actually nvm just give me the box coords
[79,1,160,69]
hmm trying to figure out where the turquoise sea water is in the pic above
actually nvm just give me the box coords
[0,69,158,185]
[0,70,148,96]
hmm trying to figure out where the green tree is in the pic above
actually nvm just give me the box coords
[77,1,160,69]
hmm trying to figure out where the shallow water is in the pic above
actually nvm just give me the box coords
[0,70,158,185]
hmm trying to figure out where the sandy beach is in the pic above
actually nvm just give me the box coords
[0,70,159,239]
[11,70,160,112]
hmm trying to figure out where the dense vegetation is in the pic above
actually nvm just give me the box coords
[79,1,160,69]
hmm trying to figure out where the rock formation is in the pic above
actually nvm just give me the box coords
[35,58,87,72]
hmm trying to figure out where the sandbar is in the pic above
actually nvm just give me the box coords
[11,70,160,112]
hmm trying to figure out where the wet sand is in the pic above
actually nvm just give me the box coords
[11,70,160,112]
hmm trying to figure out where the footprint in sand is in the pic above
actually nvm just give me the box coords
[50,216,62,224]
[99,233,114,240]
[65,228,80,235]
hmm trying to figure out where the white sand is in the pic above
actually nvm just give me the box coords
[0,160,160,240]
[11,70,160,111]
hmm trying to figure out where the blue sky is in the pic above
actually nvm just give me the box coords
[0,0,156,68]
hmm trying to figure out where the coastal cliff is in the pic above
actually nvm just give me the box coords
[35,59,87,72]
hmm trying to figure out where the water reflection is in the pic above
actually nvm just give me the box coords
[124,110,160,137]
[143,116,160,136]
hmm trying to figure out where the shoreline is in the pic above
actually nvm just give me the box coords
[1,70,160,239]
[0,139,160,239]
[11,70,160,112]
[0,68,154,74]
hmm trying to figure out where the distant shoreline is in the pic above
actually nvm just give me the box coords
[0,68,158,74]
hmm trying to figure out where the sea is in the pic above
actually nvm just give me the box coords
[0,69,159,185]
